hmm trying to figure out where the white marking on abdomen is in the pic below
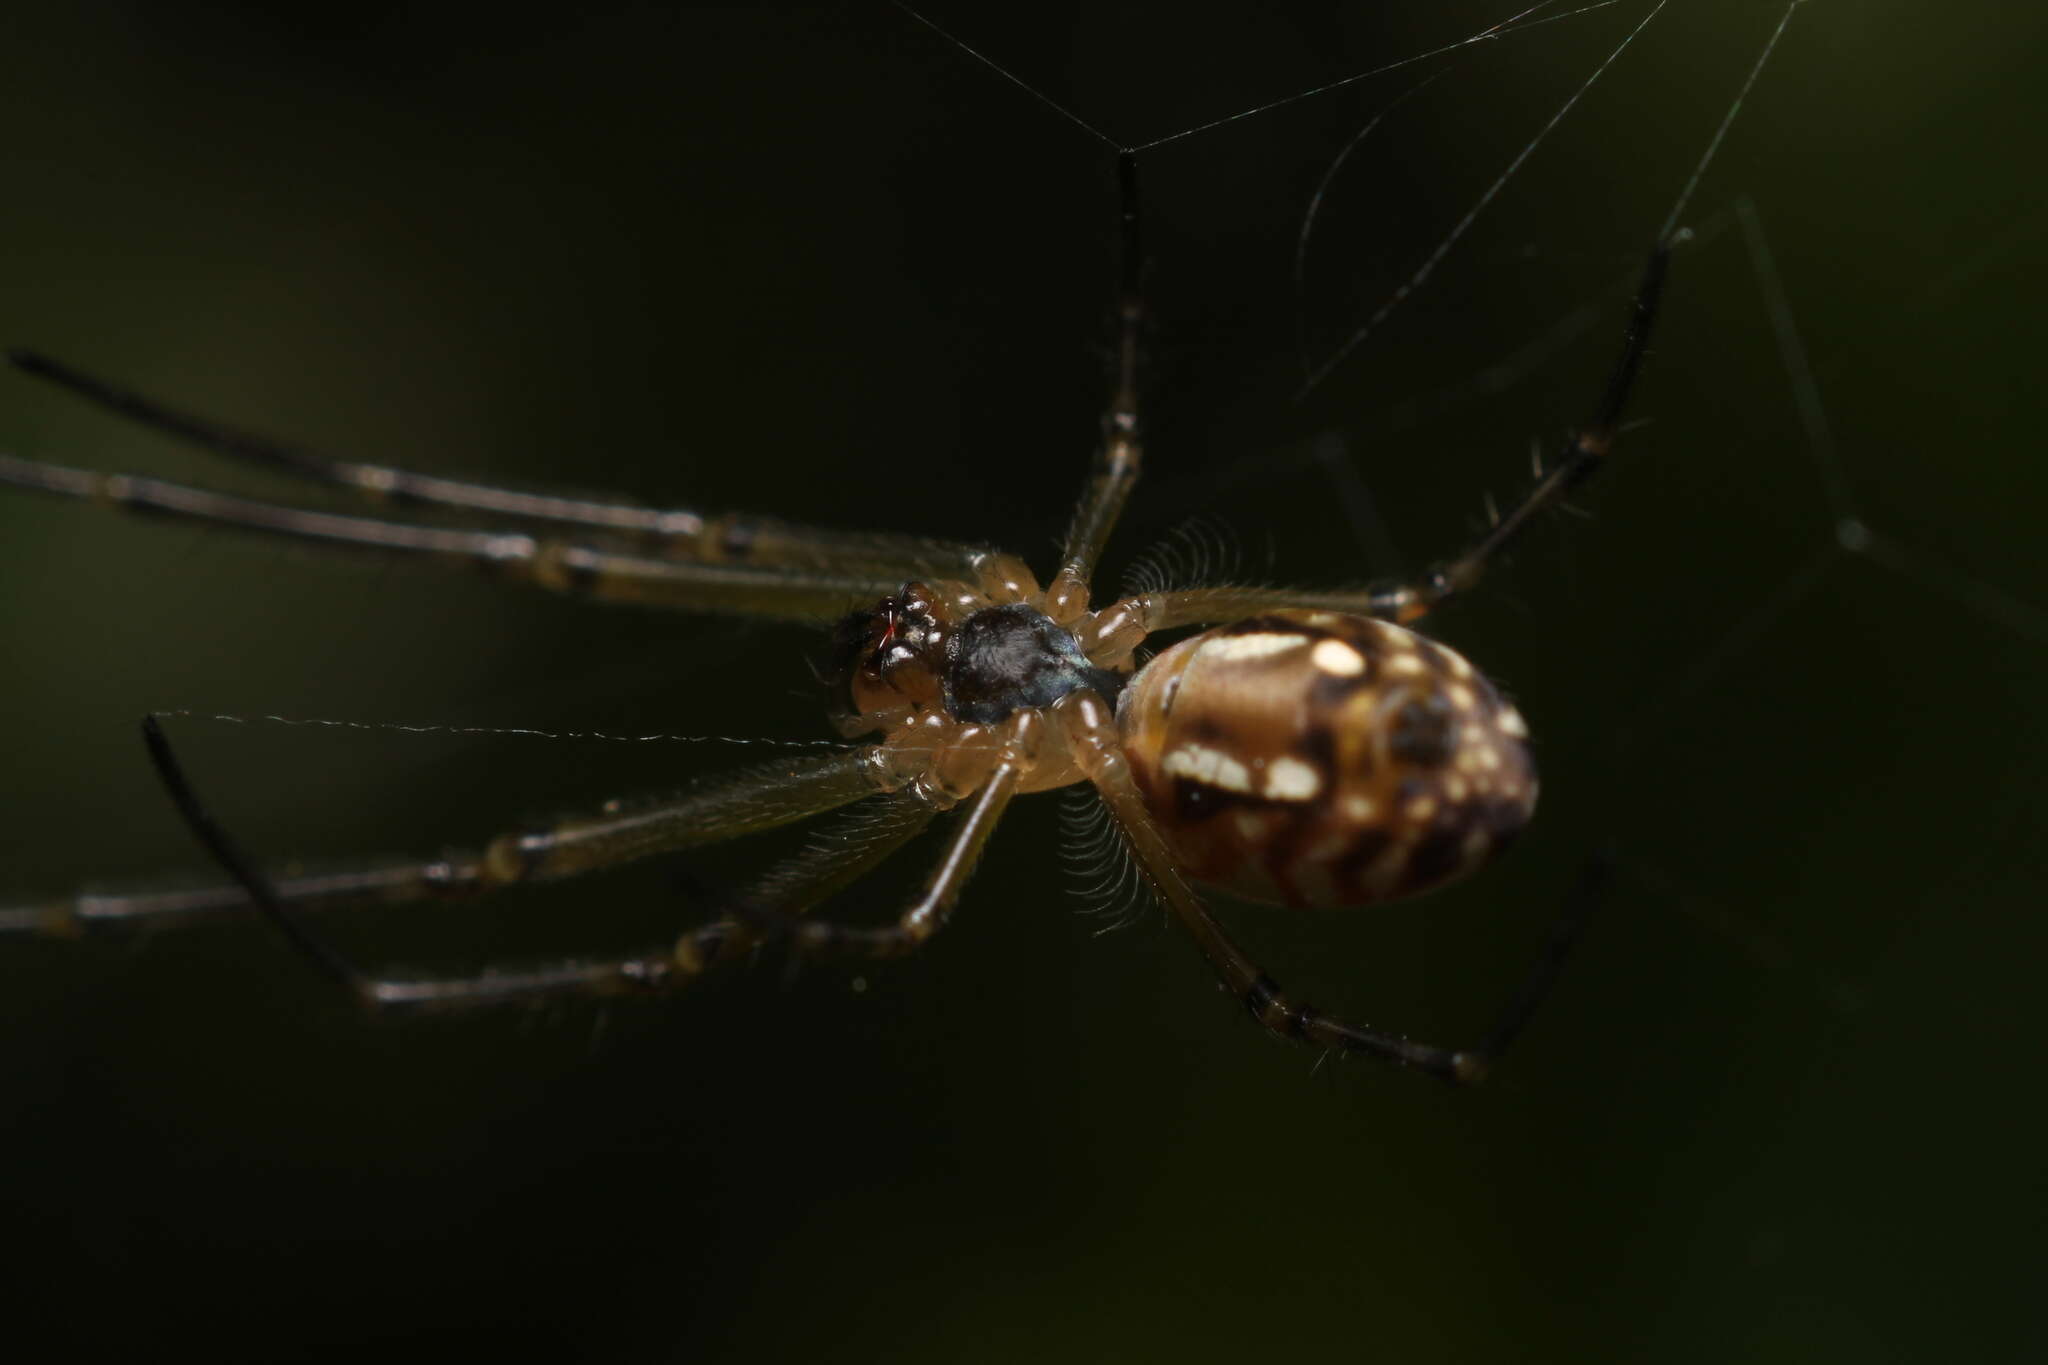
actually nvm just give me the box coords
[1163,743,1254,792]
[1262,756,1321,801]
[1197,633,1309,664]
[1310,639,1367,676]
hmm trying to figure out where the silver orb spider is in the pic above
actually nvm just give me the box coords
[0,150,1665,1082]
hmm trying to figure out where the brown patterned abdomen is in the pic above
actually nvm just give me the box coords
[1116,610,1536,908]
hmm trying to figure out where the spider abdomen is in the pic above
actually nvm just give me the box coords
[1116,610,1537,908]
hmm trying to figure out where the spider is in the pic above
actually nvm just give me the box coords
[0,142,1666,1082]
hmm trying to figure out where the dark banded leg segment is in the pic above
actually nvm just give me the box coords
[8,349,986,577]
[1061,687,1599,1082]
[141,715,940,1010]
[373,797,940,1012]
[366,771,1023,1008]
[0,453,903,623]
[1045,153,1146,623]
[16,739,895,941]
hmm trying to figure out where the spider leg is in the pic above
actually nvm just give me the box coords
[1045,153,1145,623]
[138,714,938,1010]
[8,350,986,576]
[789,735,1027,960]
[367,798,940,1011]
[1074,239,1675,659]
[1058,687,1601,1082]
[0,451,907,621]
[3,741,896,939]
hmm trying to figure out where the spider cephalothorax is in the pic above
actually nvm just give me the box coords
[829,577,1125,734]
[942,602,1127,724]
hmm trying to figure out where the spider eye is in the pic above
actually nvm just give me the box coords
[1117,610,1537,908]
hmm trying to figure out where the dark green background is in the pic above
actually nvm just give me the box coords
[2,2,2042,1360]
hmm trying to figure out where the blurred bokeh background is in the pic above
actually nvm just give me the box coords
[2,2,2042,1360]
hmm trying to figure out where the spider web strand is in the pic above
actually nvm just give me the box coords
[1298,0,1674,398]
